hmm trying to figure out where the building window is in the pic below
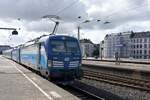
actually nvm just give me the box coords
[140,50,142,54]
[137,44,139,48]
[140,44,142,48]
[137,38,139,43]
[134,39,135,43]
[140,38,142,43]
[137,50,139,54]
[144,44,147,48]
[133,45,135,48]
[144,38,147,43]
[144,50,147,54]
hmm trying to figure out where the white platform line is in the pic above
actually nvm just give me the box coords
[12,62,53,100]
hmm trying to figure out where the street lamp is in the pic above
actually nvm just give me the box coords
[42,15,61,35]
[0,27,18,35]
[77,19,101,41]
[78,20,90,41]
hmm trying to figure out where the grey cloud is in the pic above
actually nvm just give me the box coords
[25,20,76,34]
[83,0,150,30]
[0,0,87,22]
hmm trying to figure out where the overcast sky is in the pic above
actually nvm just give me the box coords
[0,0,150,46]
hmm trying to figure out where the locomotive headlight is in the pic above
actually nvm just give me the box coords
[48,60,52,67]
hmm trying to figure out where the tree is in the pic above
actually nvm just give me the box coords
[92,48,99,58]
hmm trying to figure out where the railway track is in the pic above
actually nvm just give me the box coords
[83,59,150,65]
[59,84,104,100]
[83,68,150,91]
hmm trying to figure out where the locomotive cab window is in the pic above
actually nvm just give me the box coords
[51,40,66,52]
[51,40,79,53]
[66,41,79,53]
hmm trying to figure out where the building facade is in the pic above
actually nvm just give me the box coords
[103,31,150,59]
[103,32,131,58]
[80,39,95,57]
[130,32,150,59]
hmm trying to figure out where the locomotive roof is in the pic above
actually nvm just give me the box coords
[38,35,77,42]
[23,35,77,47]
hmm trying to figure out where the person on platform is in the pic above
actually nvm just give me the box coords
[115,52,120,65]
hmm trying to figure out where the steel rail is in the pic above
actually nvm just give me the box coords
[83,68,150,91]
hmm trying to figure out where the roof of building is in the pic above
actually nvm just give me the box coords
[130,31,150,38]
[0,45,11,47]
[105,32,131,39]
[80,39,93,44]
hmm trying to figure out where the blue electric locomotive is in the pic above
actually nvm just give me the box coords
[9,35,82,83]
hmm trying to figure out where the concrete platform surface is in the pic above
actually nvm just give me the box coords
[82,60,150,73]
[0,56,79,100]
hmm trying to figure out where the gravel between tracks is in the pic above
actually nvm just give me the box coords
[81,78,150,100]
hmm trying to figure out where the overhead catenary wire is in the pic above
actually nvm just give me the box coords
[104,2,150,20]
[55,0,79,16]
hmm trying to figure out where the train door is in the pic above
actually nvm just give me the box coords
[37,43,41,71]
[39,43,48,74]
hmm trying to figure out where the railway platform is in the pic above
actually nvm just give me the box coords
[0,56,79,100]
[82,59,150,73]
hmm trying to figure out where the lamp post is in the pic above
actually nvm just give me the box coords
[77,20,90,41]
[77,19,101,41]
[42,15,61,35]
[0,27,18,35]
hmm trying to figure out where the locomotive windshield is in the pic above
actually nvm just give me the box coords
[51,40,66,52]
[66,41,79,53]
[51,40,79,53]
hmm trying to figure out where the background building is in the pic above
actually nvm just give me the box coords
[103,32,131,58]
[80,39,95,57]
[103,31,150,59]
[130,31,150,59]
